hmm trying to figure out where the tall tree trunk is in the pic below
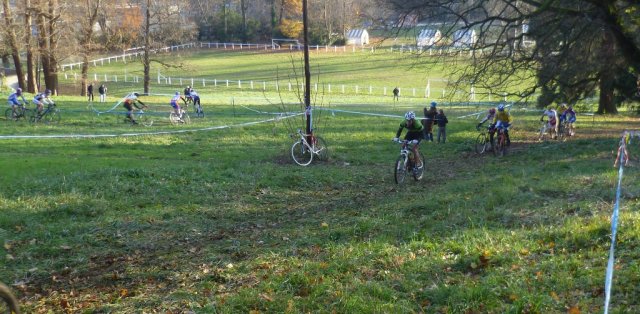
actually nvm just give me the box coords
[80,0,102,97]
[143,0,151,94]
[25,0,38,93]
[240,0,247,43]
[597,28,617,114]
[46,0,59,94]
[3,0,26,90]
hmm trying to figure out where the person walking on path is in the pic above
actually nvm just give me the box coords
[435,109,449,143]
[87,83,94,102]
[98,84,107,102]
[393,87,399,101]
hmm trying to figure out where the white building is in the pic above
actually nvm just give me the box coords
[453,29,477,47]
[416,29,442,47]
[345,29,370,46]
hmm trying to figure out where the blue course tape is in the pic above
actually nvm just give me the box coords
[604,133,630,314]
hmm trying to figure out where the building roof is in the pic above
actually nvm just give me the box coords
[417,29,439,39]
[346,29,368,38]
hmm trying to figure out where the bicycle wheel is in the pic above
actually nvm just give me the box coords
[497,133,507,157]
[4,108,13,120]
[394,155,408,184]
[135,113,153,126]
[314,136,329,161]
[169,112,180,125]
[475,133,487,154]
[413,152,425,181]
[291,140,313,166]
[181,111,190,124]
[0,282,20,314]
[43,109,61,124]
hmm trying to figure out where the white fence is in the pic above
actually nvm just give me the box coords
[61,71,512,102]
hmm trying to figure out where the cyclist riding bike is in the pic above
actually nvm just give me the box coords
[123,92,146,124]
[477,107,496,129]
[540,105,558,139]
[190,90,201,108]
[171,92,185,119]
[394,111,425,168]
[183,86,192,102]
[8,87,27,118]
[559,104,577,136]
[493,104,512,146]
[32,89,54,116]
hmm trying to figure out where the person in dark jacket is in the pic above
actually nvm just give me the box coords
[87,83,94,102]
[422,101,438,142]
[435,109,449,143]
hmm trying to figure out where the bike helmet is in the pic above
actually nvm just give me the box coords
[489,108,496,114]
[45,89,52,95]
[404,111,416,120]
[175,91,180,96]
[560,103,567,109]
[16,88,22,95]
[430,101,437,107]
[497,104,505,111]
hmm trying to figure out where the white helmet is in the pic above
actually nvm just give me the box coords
[404,111,416,120]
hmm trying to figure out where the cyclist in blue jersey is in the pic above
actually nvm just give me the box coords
[8,88,27,118]
[33,89,54,116]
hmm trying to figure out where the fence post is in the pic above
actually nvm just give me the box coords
[413,88,416,97]
[328,84,331,93]
[426,80,431,98]
[169,77,172,85]
[315,83,317,92]
[384,87,387,96]
[94,73,97,81]
[238,80,242,88]
[251,81,254,89]
[226,80,229,87]
[114,75,117,82]
[180,78,183,85]
[104,74,107,81]
[355,85,359,94]
[203,79,206,87]
[214,79,217,87]
[369,85,372,95]
[342,85,345,93]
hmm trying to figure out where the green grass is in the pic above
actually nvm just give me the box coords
[1,50,640,313]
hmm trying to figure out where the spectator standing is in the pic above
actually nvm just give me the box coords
[87,83,94,102]
[435,109,449,143]
[98,84,107,102]
[393,87,399,101]
[422,101,438,142]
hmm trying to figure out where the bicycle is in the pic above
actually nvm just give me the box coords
[538,120,555,141]
[124,108,153,126]
[474,125,495,154]
[192,101,204,118]
[557,120,571,141]
[4,104,31,122]
[169,108,190,125]
[0,281,20,313]
[493,126,509,157]
[30,103,60,124]
[393,139,425,184]
[290,129,329,166]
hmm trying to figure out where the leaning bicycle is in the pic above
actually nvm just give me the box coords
[0,281,20,313]
[393,139,425,184]
[30,103,60,124]
[290,129,329,166]
[5,104,31,122]
[475,125,495,154]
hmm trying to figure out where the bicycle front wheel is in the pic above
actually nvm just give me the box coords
[136,113,153,126]
[475,133,487,154]
[181,112,191,124]
[43,110,61,124]
[291,141,313,166]
[394,155,408,184]
[497,134,507,157]
[314,136,329,161]
[413,152,425,181]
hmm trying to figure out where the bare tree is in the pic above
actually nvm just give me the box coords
[2,0,26,90]
[76,0,102,97]
[24,0,38,93]
[382,0,640,113]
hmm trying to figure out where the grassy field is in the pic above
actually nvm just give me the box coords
[57,48,536,104]
[1,50,640,313]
